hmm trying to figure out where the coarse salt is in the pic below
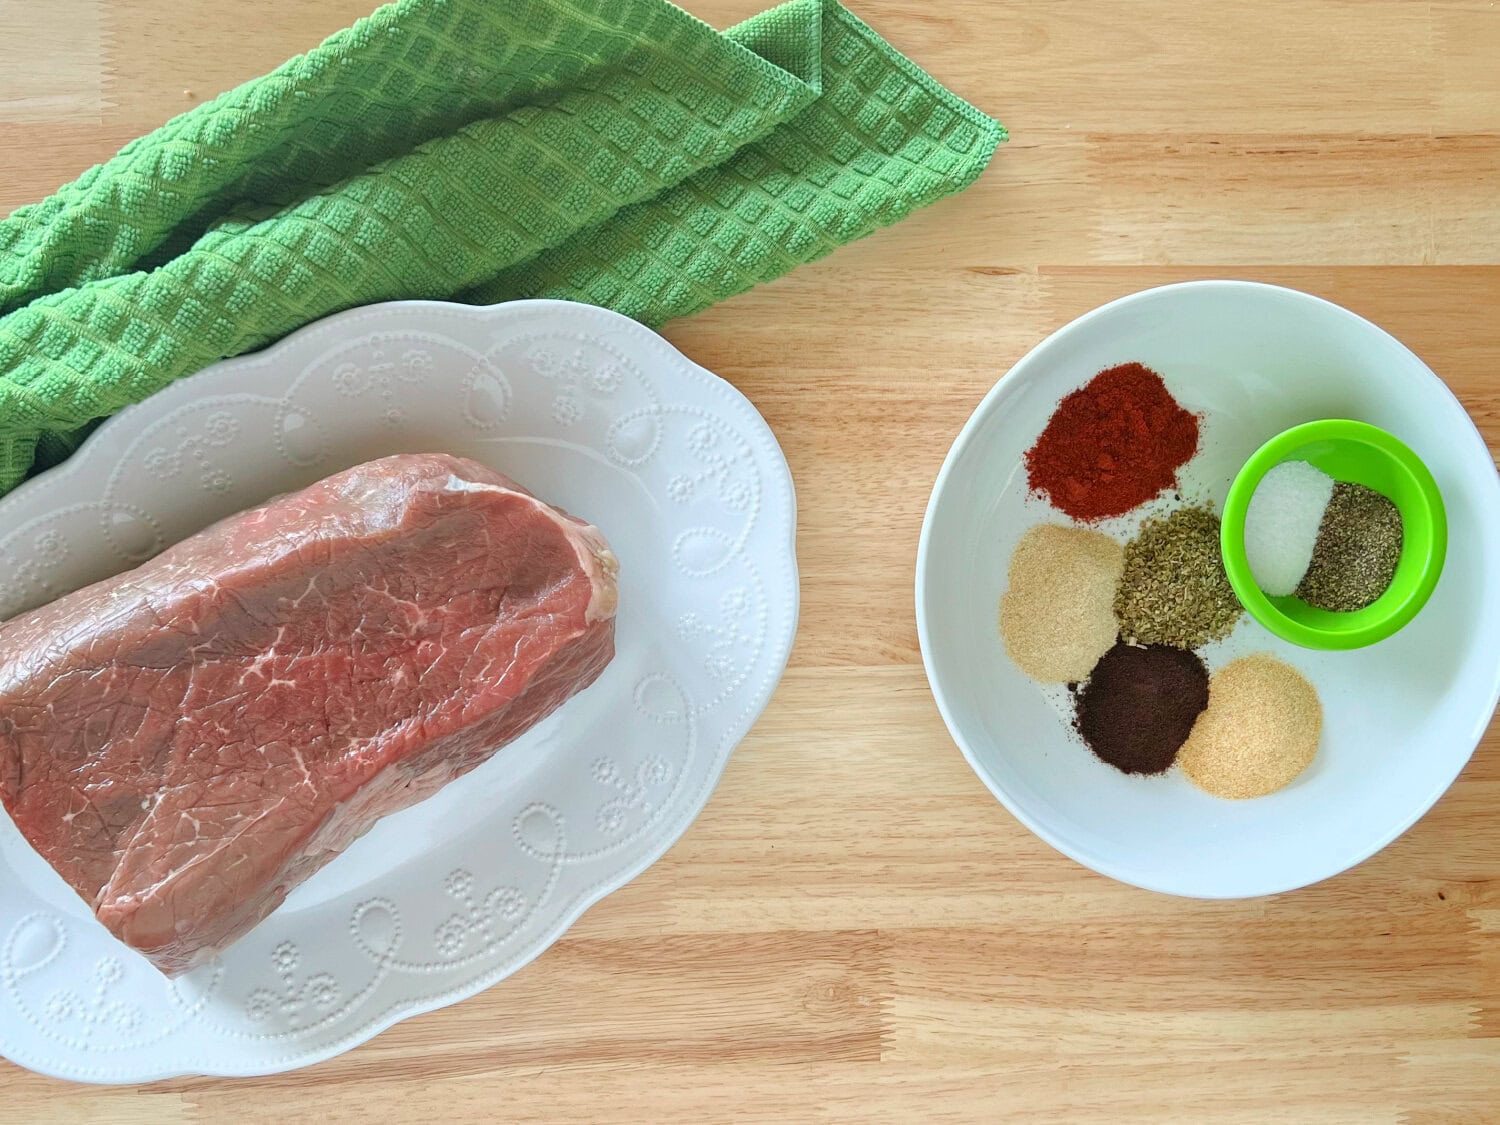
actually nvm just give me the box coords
[1243,460,1335,596]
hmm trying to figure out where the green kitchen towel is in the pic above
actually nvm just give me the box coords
[0,0,1002,495]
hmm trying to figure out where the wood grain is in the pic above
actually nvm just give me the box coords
[2,0,1498,1119]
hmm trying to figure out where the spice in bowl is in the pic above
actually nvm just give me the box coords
[1243,460,1335,596]
[1073,641,1209,775]
[1240,459,1404,612]
[1000,524,1123,682]
[999,361,1330,802]
[1024,362,1199,522]
[1178,654,1322,799]
[1114,506,1242,649]
[1296,482,1403,611]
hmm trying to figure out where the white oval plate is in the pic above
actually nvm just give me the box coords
[918,281,1500,899]
[0,300,798,1083]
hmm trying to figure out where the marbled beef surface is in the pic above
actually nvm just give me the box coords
[0,454,618,975]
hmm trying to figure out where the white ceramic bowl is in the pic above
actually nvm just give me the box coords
[916,280,1500,898]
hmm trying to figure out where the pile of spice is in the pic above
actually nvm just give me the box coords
[1114,506,1243,648]
[1242,459,1404,611]
[1178,654,1322,798]
[1297,482,1403,611]
[1024,362,1199,522]
[1073,642,1208,775]
[1000,524,1123,683]
[1243,460,1334,595]
[998,360,1327,801]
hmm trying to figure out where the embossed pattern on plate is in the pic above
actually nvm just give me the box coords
[0,300,799,1083]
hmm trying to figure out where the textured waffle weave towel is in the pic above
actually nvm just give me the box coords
[0,0,1002,495]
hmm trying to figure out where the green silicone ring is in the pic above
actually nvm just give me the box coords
[1220,419,1447,650]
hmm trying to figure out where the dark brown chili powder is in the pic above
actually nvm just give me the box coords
[1073,641,1210,775]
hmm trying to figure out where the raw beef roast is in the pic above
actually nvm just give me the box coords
[0,454,618,975]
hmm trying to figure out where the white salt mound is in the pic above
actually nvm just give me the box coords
[1243,459,1335,596]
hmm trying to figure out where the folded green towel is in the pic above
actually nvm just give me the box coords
[0,0,1002,496]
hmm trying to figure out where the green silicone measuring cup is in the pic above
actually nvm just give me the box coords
[1220,419,1447,650]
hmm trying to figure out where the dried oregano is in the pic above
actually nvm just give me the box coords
[1115,506,1243,649]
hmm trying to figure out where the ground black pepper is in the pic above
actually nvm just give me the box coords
[1073,641,1210,775]
[1296,482,1403,612]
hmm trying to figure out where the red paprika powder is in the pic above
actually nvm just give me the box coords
[1024,362,1198,522]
